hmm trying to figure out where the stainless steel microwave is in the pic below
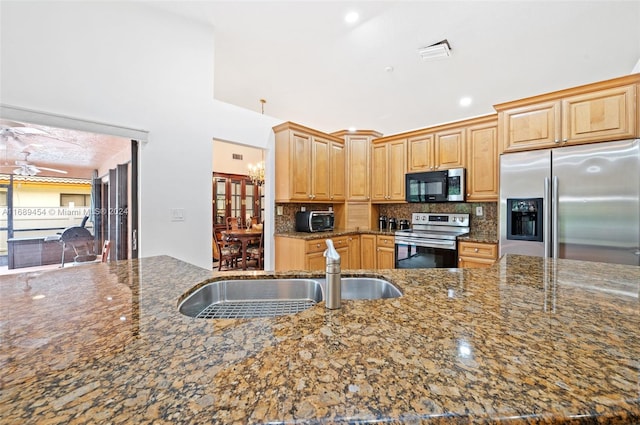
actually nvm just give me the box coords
[295,211,334,232]
[405,168,465,203]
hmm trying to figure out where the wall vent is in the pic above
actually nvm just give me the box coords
[232,153,243,160]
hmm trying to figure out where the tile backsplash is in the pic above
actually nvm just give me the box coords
[276,202,497,236]
[378,202,497,235]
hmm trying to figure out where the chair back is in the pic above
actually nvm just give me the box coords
[226,217,240,231]
[101,240,111,262]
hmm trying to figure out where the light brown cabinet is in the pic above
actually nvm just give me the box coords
[407,133,434,172]
[466,116,499,202]
[275,234,352,271]
[496,75,640,153]
[346,235,360,269]
[376,235,395,269]
[360,234,377,269]
[332,130,382,201]
[371,139,406,202]
[434,128,465,170]
[458,241,497,268]
[274,122,345,202]
[407,128,465,172]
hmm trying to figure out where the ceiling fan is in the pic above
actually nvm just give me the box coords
[0,151,68,176]
[0,119,50,151]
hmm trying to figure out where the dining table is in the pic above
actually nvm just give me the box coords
[221,228,263,270]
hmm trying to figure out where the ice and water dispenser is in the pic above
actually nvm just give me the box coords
[506,198,543,242]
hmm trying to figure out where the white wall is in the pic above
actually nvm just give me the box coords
[0,1,282,269]
[213,140,263,176]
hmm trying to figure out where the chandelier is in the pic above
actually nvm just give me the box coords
[247,161,265,186]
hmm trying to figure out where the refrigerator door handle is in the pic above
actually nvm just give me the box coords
[552,176,559,259]
[544,177,551,258]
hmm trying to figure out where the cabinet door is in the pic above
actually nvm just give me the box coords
[306,251,326,271]
[458,257,496,268]
[347,235,360,269]
[435,129,465,169]
[466,122,498,201]
[370,143,388,201]
[388,140,407,200]
[290,132,312,200]
[407,134,433,172]
[500,101,561,152]
[376,235,395,269]
[311,136,330,201]
[360,234,377,269]
[346,136,371,201]
[562,84,637,145]
[329,141,345,201]
[377,247,395,269]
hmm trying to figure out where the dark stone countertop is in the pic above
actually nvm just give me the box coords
[1,255,638,424]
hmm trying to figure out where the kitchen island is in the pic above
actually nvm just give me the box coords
[1,255,638,424]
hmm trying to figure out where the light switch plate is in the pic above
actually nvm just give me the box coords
[171,208,185,221]
[475,206,483,217]
[276,206,284,216]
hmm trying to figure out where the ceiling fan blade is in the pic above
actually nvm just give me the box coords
[35,166,68,174]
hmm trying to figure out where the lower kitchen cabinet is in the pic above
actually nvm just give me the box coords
[275,235,352,271]
[458,241,497,268]
[360,234,376,269]
[275,233,392,271]
[376,235,395,269]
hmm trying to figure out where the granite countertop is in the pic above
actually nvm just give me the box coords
[1,255,638,424]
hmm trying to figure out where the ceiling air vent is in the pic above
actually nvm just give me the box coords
[418,39,452,61]
[232,153,243,160]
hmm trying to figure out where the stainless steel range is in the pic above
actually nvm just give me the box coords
[394,212,470,268]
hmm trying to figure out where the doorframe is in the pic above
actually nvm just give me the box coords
[0,104,146,261]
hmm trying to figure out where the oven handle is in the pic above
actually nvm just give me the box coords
[395,239,457,249]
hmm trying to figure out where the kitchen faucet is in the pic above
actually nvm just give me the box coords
[324,239,341,309]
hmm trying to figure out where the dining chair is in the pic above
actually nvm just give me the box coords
[246,228,264,269]
[213,230,242,271]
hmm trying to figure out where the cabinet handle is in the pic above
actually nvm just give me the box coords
[474,248,479,252]
[467,193,470,196]
[563,138,568,143]
[316,244,321,248]
[554,139,560,144]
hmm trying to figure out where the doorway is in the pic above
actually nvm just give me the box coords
[212,140,265,270]
[0,110,140,273]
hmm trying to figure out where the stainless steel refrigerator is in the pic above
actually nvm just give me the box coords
[499,139,640,266]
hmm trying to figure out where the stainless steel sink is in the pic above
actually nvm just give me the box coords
[179,279,323,319]
[338,277,402,299]
[179,277,401,319]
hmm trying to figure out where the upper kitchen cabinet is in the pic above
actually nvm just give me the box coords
[332,130,382,201]
[496,74,640,153]
[404,125,466,172]
[371,138,407,202]
[274,122,345,203]
[466,115,499,202]
[407,133,433,172]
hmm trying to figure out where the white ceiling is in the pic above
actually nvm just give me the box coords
[0,119,130,179]
[3,1,639,178]
[152,0,640,136]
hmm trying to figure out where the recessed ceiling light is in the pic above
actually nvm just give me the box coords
[459,96,472,107]
[345,11,359,24]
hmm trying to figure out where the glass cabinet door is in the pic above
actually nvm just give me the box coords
[213,177,227,226]
[230,178,242,223]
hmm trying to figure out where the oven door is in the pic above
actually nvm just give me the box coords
[394,239,458,269]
